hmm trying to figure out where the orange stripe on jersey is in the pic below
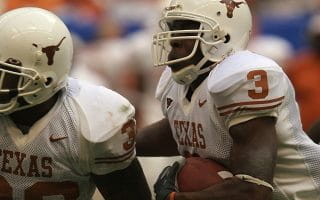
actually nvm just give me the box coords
[219,102,282,116]
[94,147,135,164]
[94,150,135,164]
[217,96,285,111]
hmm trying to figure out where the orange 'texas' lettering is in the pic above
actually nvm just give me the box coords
[41,157,52,177]
[2,150,13,173]
[182,121,192,146]
[0,150,77,199]
[28,155,40,177]
[13,152,26,176]
[197,123,206,149]
[173,120,206,149]
[0,149,53,178]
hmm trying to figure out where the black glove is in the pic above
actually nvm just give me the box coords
[154,161,180,200]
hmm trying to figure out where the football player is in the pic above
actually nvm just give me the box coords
[0,7,151,199]
[136,0,320,199]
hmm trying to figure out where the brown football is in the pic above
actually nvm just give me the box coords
[177,157,232,192]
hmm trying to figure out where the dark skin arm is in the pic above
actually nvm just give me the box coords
[307,119,320,144]
[136,118,179,156]
[174,116,277,200]
[92,157,151,200]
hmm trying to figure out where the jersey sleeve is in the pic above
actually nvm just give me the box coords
[73,80,136,175]
[85,119,136,175]
[208,55,288,128]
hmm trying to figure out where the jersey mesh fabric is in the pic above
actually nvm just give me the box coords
[269,77,320,199]
[285,79,320,187]
[157,69,233,164]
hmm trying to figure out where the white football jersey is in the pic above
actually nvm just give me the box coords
[156,50,320,199]
[0,78,136,199]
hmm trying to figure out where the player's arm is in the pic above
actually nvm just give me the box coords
[136,118,179,156]
[136,67,179,157]
[92,157,151,200]
[307,119,320,144]
[77,85,151,199]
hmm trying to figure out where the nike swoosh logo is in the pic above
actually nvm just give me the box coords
[199,99,207,107]
[49,135,68,142]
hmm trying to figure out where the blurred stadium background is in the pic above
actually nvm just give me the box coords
[1,0,320,199]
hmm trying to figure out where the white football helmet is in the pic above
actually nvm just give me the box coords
[152,0,252,84]
[0,7,73,114]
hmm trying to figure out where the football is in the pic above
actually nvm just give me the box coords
[177,157,233,192]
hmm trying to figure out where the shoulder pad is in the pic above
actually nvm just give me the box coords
[207,51,287,126]
[208,50,283,93]
[70,79,135,143]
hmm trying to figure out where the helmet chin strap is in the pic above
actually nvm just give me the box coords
[171,55,213,85]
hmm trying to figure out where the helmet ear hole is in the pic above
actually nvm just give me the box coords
[224,34,230,43]
[45,77,53,86]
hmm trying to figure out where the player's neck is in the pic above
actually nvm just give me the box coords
[186,71,210,101]
[185,61,214,101]
[9,92,60,134]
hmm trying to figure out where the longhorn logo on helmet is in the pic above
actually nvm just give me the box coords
[32,37,66,66]
[220,0,244,18]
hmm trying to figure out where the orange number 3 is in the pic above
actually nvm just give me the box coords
[247,70,269,99]
[121,119,136,151]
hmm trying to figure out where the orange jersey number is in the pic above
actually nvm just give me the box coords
[247,70,269,99]
[121,119,136,151]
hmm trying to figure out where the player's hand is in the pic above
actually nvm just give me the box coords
[154,161,180,200]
